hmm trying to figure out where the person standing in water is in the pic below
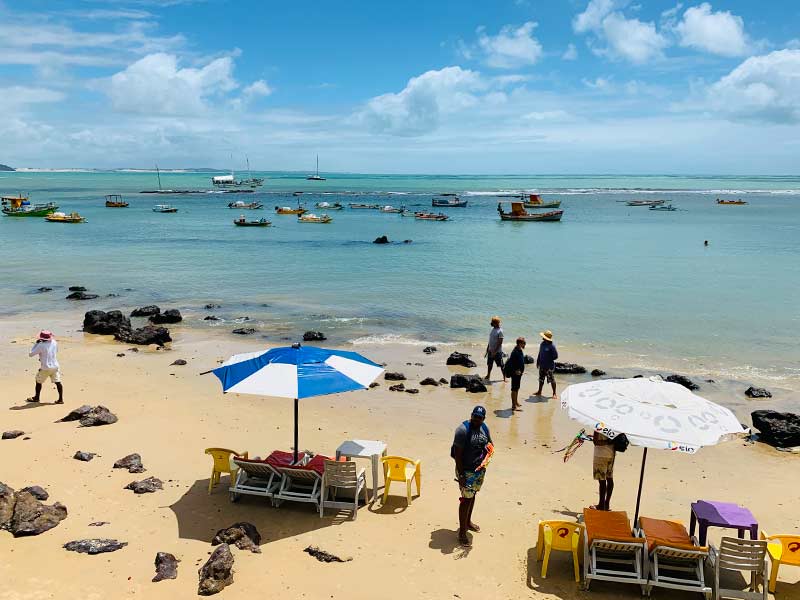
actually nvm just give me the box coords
[27,330,63,404]
[534,329,558,398]
[506,337,526,412]
[484,316,505,382]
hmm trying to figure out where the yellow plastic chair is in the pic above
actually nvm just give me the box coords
[761,531,800,593]
[380,455,421,505]
[536,520,585,582]
[205,447,248,494]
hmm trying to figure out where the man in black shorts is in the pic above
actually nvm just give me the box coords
[505,337,526,411]
[484,316,506,382]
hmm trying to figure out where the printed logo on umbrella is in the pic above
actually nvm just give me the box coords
[666,441,698,453]
[593,422,617,438]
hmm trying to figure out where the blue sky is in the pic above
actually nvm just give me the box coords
[1,0,799,173]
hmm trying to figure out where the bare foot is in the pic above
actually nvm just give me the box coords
[468,522,481,533]
[26,397,39,403]
[55,399,64,404]
[534,390,542,396]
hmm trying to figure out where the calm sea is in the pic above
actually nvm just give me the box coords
[2,171,798,388]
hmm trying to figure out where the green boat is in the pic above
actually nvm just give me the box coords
[2,202,59,217]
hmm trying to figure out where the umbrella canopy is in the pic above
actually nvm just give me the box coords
[211,344,384,460]
[560,377,746,522]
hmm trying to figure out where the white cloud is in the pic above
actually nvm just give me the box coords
[107,53,238,115]
[0,86,65,111]
[675,3,750,57]
[573,0,616,34]
[582,76,613,90]
[707,49,800,123]
[562,43,578,60]
[522,110,571,121]
[243,80,272,99]
[358,66,488,136]
[476,22,543,69]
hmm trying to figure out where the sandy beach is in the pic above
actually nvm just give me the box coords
[1,311,798,600]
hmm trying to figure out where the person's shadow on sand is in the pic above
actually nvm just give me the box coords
[9,401,58,411]
[493,408,514,418]
[429,528,471,559]
[367,496,409,516]
[525,394,549,404]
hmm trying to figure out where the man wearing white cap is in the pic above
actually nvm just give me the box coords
[27,330,63,404]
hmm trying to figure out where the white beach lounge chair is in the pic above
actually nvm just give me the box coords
[583,508,648,593]
[320,459,368,520]
[637,516,711,598]
[230,451,307,504]
[273,455,330,510]
[709,537,769,600]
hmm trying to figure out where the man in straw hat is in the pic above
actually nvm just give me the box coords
[534,329,558,398]
[27,330,64,404]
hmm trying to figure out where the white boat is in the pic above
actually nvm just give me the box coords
[153,204,178,213]
[306,155,326,181]
[380,205,404,213]
[315,201,343,210]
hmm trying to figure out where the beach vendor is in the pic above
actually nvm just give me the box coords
[484,316,505,382]
[452,406,494,547]
[534,329,558,398]
[27,330,63,404]
[506,336,526,412]
[592,432,616,510]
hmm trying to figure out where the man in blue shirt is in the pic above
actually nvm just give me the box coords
[452,406,492,547]
[534,329,558,398]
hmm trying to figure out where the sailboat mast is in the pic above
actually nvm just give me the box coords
[316,154,319,177]
[156,164,162,190]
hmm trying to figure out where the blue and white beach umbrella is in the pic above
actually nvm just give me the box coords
[211,344,384,461]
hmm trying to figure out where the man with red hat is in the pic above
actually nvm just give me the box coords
[27,330,63,404]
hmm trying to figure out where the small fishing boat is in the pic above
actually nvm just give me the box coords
[45,211,85,223]
[228,200,263,209]
[315,201,343,210]
[306,155,326,181]
[234,216,271,227]
[298,212,332,223]
[498,202,563,222]
[275,205,306,215]
[523,194,561,209]
[415,212,449,221]
[349,203,380,209]
[626,199,665,207]
[153,204,178,213]
[2,195,58,217]
[649,204,677,211]
[432,194,467,208]
[716,198,748,205]
[400,209,416,217]
[105,194,128,208]
[380,205,405,213]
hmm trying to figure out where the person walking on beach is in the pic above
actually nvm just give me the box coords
[592,432,616,510]
[484,316,505,382]
[27,330,63,404]
[452,406,492,547]
[534,329,558,398]
[506,337,526,412]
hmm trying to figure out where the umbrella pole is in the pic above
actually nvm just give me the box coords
[633,448,648,527]
[293,398,299,464]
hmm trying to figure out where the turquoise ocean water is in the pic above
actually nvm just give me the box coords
[1,170,798,387]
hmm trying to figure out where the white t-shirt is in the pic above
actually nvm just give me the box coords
[30,340,59,370]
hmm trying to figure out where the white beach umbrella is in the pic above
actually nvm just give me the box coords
[560,377,747,523]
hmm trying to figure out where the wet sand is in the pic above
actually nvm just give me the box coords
[1,314,798,599]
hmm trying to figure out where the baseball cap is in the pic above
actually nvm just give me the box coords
[471,405,486,419]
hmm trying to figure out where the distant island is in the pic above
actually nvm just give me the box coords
[0,164,14,172]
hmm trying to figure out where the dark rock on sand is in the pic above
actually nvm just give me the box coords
[439,377,448,385]
[130,305,161,317]
[66,291,99,300]
[2,430,24,440]
[35,287,53,293]
[212,522,262,554]
[10,491,68,537]
[113,454,145,473]
[150,309,182,324]
[125,477,162,494]
[745,386,772,399]
[79,406,118,427]
[120,325,171,345]
[524,354,535,364]
[20,486,48,501]
[0,482,15,528]
[64,539,127,554]
[384,372,406,381]
[423,346,437,354]
[554,362,587,374]
[420,377,439,386]
[369,382,379,388]
[59,405,93,422]
[171,359,187,366]
[153,552,180,582]
[388,383,405,392]
[232,327,256,335]
[373,235,389,244]
[405,388,419,394]
[591,369,606,377]
[751,411,800,449]
[73,451,96,462]
[446,352,477,368]
[198,543,234,596]
[304,545,352,563]
[204,315,220,321]
[303,331,326,341]
[450,374,487,393]
[68,286,87,292]
[83,310,131,336]
[665,374,699,390]
[88,521,109,527]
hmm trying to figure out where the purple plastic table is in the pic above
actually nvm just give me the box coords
[690,500,758,546]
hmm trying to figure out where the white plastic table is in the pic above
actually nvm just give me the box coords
[335,439,387,502]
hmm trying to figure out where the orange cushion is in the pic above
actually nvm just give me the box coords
[639,517,707,553]
[584,508,643,546]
